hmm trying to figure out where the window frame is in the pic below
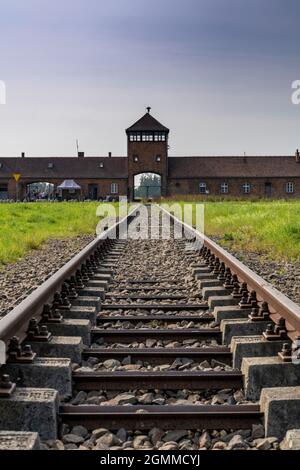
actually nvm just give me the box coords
[242,182,251,194]
[199,182,207,194]
[111,182,118,194]
[220,182,229,194]
[286,182,294,194]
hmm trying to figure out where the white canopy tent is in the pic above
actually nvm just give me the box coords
[57,179,82,200]
[57,179,81,190]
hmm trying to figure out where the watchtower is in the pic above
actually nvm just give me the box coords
[126,107,169,199]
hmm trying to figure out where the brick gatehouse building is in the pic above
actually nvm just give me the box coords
[1,108,300,200]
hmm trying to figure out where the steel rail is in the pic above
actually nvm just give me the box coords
[159,205,300,340]
[0,205,139,350]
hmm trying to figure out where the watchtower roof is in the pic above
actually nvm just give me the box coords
[126,110,169,133]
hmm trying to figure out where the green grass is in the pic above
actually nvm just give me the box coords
[160,199,300,261]
[0,202,115,265]
[2,199,300,265]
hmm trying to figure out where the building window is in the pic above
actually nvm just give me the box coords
[47,163,53,169]
[286,182,294,193]
[133,155,139,162]
[129,133,142,141]
[242,182,251,194]
[199,182,207,194]
[142,132,154,142]
[156,155,161,162]
[220,182,228,194]
[99,162,104,168]
[111,183,118,194]
[154,132,166,142]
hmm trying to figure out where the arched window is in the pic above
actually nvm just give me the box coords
[286,182,294,194]
[199,182,207,194]
[242,182,251,194]
[220,182,228,194]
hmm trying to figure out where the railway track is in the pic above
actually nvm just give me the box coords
[0,204,300,451]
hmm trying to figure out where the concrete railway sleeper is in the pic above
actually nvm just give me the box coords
[0,205,299,450]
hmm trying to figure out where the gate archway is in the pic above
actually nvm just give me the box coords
[26,182,55,201]
[134,173,161,200]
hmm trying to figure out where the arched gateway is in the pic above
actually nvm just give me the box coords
[133,172,162,200]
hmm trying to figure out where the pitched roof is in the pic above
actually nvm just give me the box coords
[1,155,300,181]
[58,179,81,189]
[126,112,169,133]
[0,157,128,180]
[168,156,300,178]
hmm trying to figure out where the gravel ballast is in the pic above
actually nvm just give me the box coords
[0,235,94,317]
[42,425,282,450]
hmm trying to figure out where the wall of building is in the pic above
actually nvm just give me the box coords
[2,175,300,200]
[1,178,128,200]
[127,141,168,199]
[167,177,300,198]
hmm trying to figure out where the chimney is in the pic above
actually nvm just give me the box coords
[21,152,25,158]
[296,149,300,162]
[108,152,112,158]
[78,151,84,158]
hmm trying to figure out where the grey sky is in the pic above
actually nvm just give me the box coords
[0,0,300,157]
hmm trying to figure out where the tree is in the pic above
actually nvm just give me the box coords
[134,173,161,198]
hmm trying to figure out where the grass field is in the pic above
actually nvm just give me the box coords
[1,199,300,265]
[0,202,103,264]
[171,199,300,261]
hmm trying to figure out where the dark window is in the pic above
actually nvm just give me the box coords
[0,184,9,200]
[220,182,228,194]
[199,182,207,194]
[264,182,272,197]
[111,183,118,194]
[286,182,294,193]
[242,182,250,194]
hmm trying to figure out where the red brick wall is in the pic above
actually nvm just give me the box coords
[167,177,300,198]
[2,178,128,200]
[127,141,168,198]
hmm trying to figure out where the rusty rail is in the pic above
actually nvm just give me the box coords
[0,206,139,352]
[160,205,300,341]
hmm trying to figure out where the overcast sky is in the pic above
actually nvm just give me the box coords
[0,0,300,157]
